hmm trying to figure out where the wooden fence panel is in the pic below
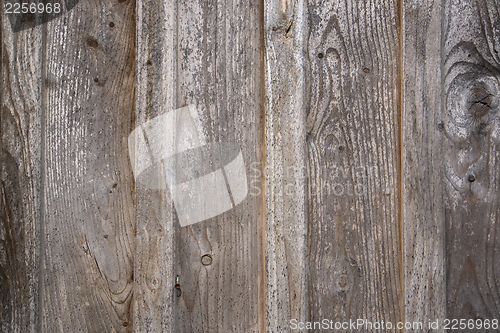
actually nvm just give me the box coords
[0,12,43,333]
[304,0,402,326]
[401,0,447,327]
[40,1,136,332]
[443,0,500,322]
[134,0,177,331]
[264,1,308,332]
[135,0,265,332]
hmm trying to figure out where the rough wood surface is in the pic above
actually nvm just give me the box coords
[305,0,402,326]
[0,11,43,333]
[134,0,177,331]
[264,0,309,332]
[401,0,447,328]
[39,0,135,331]
[443,0,500,323]
[6,0,500,331]
[136,0,265,332]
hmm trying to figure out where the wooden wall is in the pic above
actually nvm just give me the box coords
[2,0,500,332]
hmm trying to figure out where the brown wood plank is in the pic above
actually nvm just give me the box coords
[264,0,309,331]
[443,0,500,324]
[305,0,402,327]
[40,1,136,331]
[401,0,447,328]
[135,0,265,332]
[0,12,43,333]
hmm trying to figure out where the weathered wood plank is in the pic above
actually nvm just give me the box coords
[0,11,43,333]
[40,1,136,331]
[264,0,309,332]
[401,0,447,328]
[443,0,500,323]
[175,1,265,332]
[135,0,265,332]
[305,0,402,327]
[133,0,178,331]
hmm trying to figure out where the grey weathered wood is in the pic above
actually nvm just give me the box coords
[134,0,178,331]
[443,0,500,322]
[136,0,265,332]
[401,0,447,328]
[39,1,136,331]
[264,0,309,332]
[305,0,402,326]
[0,12,43,333]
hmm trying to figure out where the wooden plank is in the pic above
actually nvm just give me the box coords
[40,1,136,331]
[443,0,500,323]
[305,0,402,326]
[401,0,447,328]
[0,11,43,333]
[264,0,309,331]
[135,0,265,332]
[133,0,178,331]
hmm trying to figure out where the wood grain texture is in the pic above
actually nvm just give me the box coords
[175,1,265,332]
[135,0,265,332]
[0,11,43,333]
[443,0,500,324]
[134,0,178,331]
[305,0,402,326]
[401,0,447,328]
[264,0,309,332]
[40,0,136,331]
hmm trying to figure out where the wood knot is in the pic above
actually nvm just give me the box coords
[86,37,99,48]
[446,74,500,131]
[468,86,493,118]
[201,254,213,266]
[336,275,349,291]
[151,278,160,289]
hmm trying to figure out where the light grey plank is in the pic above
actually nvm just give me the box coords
[401,0,447,330]
[174,1,265,332]
[134,0,178,331]
[264,0,309,332]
